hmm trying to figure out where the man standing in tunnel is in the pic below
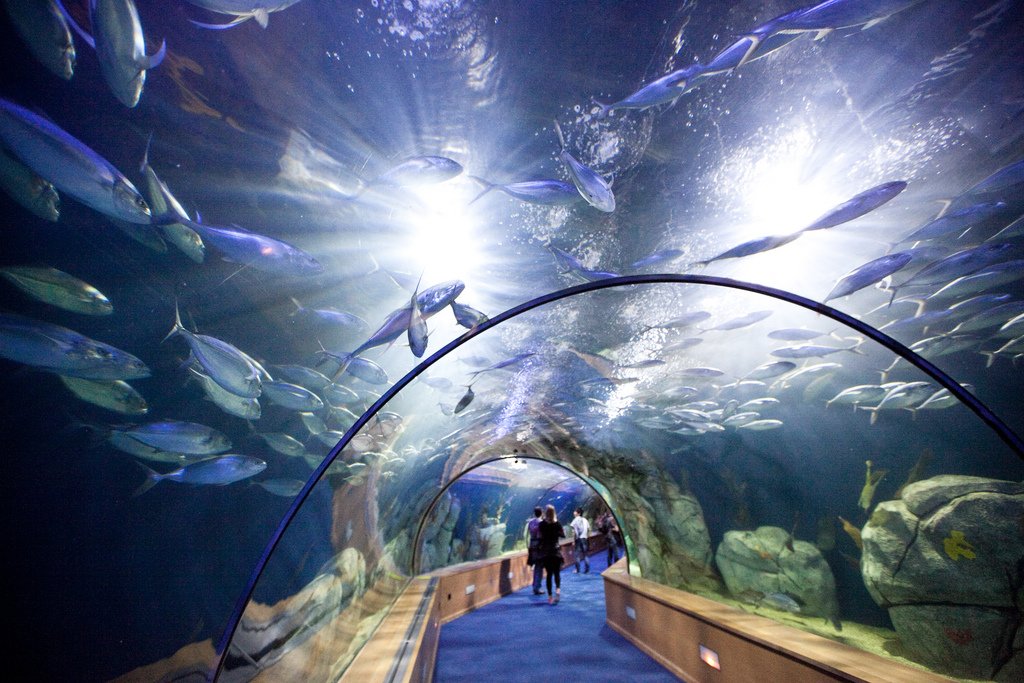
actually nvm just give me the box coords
[571,508,590,574]
[526,506,544,594]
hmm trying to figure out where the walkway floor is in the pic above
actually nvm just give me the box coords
[433,551,678,681]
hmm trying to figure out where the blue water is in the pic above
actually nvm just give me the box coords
[1,1,1022,680]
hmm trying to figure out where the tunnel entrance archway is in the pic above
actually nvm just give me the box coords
[216,274,1024,680]
[411,454,632,575]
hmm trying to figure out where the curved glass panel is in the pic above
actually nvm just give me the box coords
[415,457,602,573]
[230,282,1022,681]
[1,1,1022,681]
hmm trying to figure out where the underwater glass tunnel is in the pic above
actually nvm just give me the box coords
[1,1,1023,681]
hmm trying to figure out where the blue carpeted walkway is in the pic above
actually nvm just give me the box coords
[433,551,678,681]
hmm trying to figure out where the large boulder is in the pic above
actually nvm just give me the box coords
[593,453,718,590]
[714,525,839,622]
[861,475,1024,681]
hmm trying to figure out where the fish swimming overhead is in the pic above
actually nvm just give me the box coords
[261,380,323,412]
[736,0,926,68]
[701,32,805,75]
[165,303,261,398]
[140,143,205,263]
[5,0,76,79]
[468,352,536,379]
[152,177,322,276]
[898,201,1008,243]
[553,120,615,212]
[133,454,266,495]
[467,177,579,206]
[451,302,488,330]
[0,312,149,379]
[892,243,1017,297]
[592,64,704,119]
[344,155,463,199]
[744,360,797,381]
[952,157,1024,207]
[770,343,860,359]
[695,232,802,266]
[0,97,150,222]
[80,0,166,107]
[289,298,367,333]
[767,328,830,341]
[0,148,61,221]
[0,266,112,315]
[702,310,773,332]
[800,181,908,232]
[453,384,475,414]
[408,275,429,358]
[185,1,303,30]
[630,248,685,270]
[59,376,147,415]
[189,366,261,419]
[823,251,913,302]
[344,279,465,357]
[118,419,232,455]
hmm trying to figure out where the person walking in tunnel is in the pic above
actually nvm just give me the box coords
[525,506,544,595]
[598,511,621,565]
[570,507,590,574]
[538,504,565,604]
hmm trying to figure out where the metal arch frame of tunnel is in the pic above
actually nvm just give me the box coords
[213,273,1024,679]
[408,454,631,574]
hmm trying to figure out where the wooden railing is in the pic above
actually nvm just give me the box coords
[601,559,952,683]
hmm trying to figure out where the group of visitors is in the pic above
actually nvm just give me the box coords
[525,505,622,605]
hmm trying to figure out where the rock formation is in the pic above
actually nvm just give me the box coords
[861,475,1024,680]
[714,525,840,624]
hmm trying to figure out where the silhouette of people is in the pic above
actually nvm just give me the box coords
[538,504,565,604]
[570,507,590,573]
[525,506,544,595]
[598,511,621,565]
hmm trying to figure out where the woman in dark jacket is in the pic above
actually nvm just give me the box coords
[538,504,565,604]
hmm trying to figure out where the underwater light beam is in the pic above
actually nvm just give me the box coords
[214,273,1024,676]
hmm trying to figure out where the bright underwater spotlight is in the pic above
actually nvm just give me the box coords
[398,182,486,284]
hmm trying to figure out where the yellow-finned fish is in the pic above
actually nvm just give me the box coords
[858,459,887,511]
[0,266,111,315]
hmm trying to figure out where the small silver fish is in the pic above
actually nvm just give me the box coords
[408,275,428,358]
[262,381,324,412]
[134,454,266,495]
[165,303,261,399]
[73,0,167,107]
[0,266,111,315]
[190,367,261,420]
[553,120,614,212]
[591,65,703,119]
[186,1,303,29]
[0,312,149,379]
[0,148,60,221]
[824,252,913,302]
[59,376,147,415]
[0,97,150,222]
[468,177,579,206]
[118,419,232,455]
[454,385,475,414]
[703,310,773,332]
[257,432,306,457]
[800,181,907,232]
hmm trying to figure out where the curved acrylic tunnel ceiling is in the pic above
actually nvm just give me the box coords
[411,456,614,574]
[3,3,1023,682]
[214,277,1024,682]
